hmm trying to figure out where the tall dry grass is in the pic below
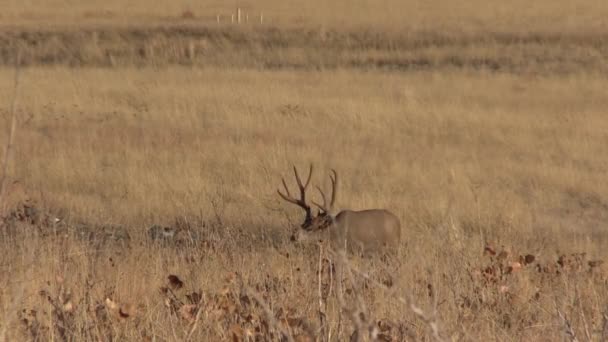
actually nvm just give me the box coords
[0,66,607,340]
[1,67,607,233]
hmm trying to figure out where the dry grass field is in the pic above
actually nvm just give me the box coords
[1,1,608,341]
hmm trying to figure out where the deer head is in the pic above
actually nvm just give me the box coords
[277,165,337,240]
[308,168,337,232]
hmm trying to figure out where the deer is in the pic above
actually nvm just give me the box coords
[276,164,402,255]
[277,164,402,302]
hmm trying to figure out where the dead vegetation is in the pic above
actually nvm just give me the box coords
[1,202,607,341]
[0,26,607,74]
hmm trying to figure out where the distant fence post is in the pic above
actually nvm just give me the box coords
[220,10,264,25]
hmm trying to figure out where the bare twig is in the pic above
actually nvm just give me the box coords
[327,248,336,341]
[186,295,206,341]
[0,53,22,215]
[317,242,328,341]
[557,309,579,342]
[243,284,295,342]
[575,287,592,342]
[600,311,608,342]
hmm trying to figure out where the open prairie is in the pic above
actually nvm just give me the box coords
[1,1,608,341]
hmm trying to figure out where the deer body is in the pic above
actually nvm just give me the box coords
[337,209,401,251]
[294,209,401,253]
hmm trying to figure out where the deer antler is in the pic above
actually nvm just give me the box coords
[313,169,337,214]
[277,164,314,221]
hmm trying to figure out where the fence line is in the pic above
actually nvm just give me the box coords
[215,8,264,25]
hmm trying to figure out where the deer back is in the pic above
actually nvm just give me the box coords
[330,209,401,252]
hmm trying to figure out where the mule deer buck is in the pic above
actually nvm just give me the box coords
[277,164,401,255]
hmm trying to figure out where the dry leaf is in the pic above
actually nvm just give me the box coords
[244,328,255,337]
[180,304,198,323]
[220,286,231,296]
[484,246,496,256]
[105,298,119,311]
[119,303,136,318]
[524,254,535,265]
[63,301,74,313]
[168,275,184,290]
[508,262,522,274]
[230,324,244,340]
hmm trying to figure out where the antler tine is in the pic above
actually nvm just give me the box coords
[277,165,313,211]
[293,164,313,190]
[329,169,337,209]
[277,177,300,206]
[281,178,291,197]
[277,191,299,205]
[304,163,313,188]
[312,185,329,213]
[311,169,337,213]
[293,164,313,203]
[292,165,303,189]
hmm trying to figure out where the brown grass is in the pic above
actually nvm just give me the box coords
[1,1,608,340]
